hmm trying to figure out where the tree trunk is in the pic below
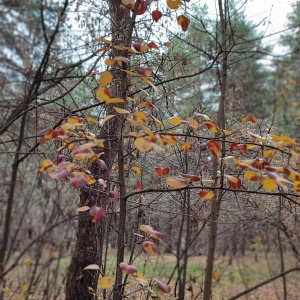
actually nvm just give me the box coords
[65,0,133,298]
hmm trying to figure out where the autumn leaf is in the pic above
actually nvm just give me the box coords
[155,167,170,176]
[98,71,113,86]
[242,115,259,124]
[199,190,214,200]
[135,66,152,75]
[262,178,278,191]
[132,43,149,53]
[147,41,159,49]
[113,107,130,114]
[108,191,120,201]
[134,137,153,152]
[206,139,221,158]
[203,121,220,133]
[119,262,137,274]
[244,170,261,181]
[98,277,115,289]
[143,241,158,255]
[94,37,112,44]
[131,166,142,174]
[166,176,189,189]
[180,142,192,151]
[139,101,156,109]
[179,173,201,182]
[96,87,111,102]
[153,278,171,294]
[84,264,100,270]
[136,180,143,191]
[152,10,162,22]
[76,206,91,212]
[224,175,241,190]
[213,271,220,281]
[133,111,147,124]
[132,274,148,286]
[177,15,190,32]
[167,0,182,9]
[89,206,106,222]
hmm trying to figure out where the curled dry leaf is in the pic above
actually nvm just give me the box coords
[84,264,100,270]
[119,262,137,274]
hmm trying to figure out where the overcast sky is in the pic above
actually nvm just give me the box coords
[203,0,295,55]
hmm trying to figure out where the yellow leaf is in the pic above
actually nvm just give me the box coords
[199,190,214,200]
[106,98,125,104]
[244,170,261,181]
[166,176,189,189]
[131,167,142,174]
[167,0,182,9]
[86,117,99,125]
[113,107,130,114]
[169,117,185,125]
[102,115,116,125]
[94,38,112,44]
[24,259,35,265]
[270,134,295,145]
[104,59,115,66]
[262,178,278,191]
[1,288,11,295]
[121,69,135,76]
[98,277,115,289]
[76,206,91,212]
[96,87,110,102]
[134,137,153,152]
[21,284,29,292]
[98,71,113,86]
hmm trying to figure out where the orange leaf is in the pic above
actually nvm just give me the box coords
[166,176,189,189]
[139,101,156,109]
[147,41,159,49]
[180,142,192,151]
[206,139,221,158]
[155,167,170,176]
[242,115,259,124]
[203,121,220,133]
[177,15,190,32]
[199,190,214,200]
[94,38,112,44]
[224,175,241,190]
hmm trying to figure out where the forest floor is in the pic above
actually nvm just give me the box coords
[2,251,300,299]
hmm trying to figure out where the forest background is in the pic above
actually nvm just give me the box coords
[1,0,300,299]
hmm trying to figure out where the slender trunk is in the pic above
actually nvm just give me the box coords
[203,1,227,299]
[65,0,137,298]
[0,114,27,271]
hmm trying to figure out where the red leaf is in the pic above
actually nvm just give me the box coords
[108,191,120,201]
[155,167,170,176]
[153,278,171,293]
[89,206,106,222]
[177,15,190,32]
[179,173,201,182]
[152,10,162,22]
[136,180,143,191]
[135,66,152,75]
[143,241,158,254]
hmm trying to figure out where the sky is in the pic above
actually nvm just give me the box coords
[203,0,295,55]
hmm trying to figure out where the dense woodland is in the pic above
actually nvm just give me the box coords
[1,0,300,299]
